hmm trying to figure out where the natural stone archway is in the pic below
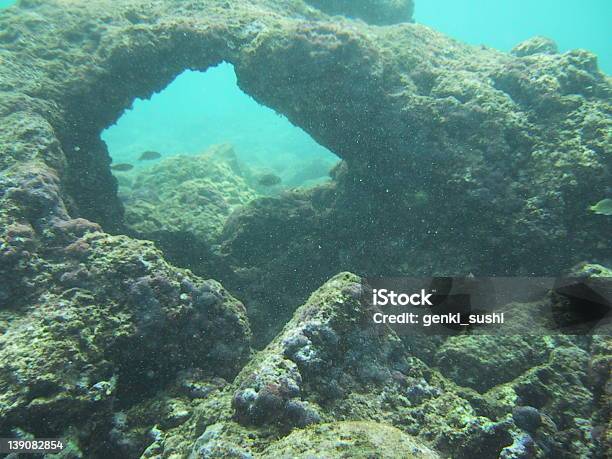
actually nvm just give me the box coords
[1,0,414,230]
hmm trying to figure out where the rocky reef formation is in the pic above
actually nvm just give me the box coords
[261,421,439,458]
[0,0,610,457]
[78,273,608,458]
[0,229,251,455]
[1,0,609,310]
[119,144,257,246]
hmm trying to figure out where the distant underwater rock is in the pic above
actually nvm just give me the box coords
[256,172,282,187]
[285,156,338,187]
[122,144,258,246]
[511,36,559,57]
[304,0,414,25]
[261,421,441,458]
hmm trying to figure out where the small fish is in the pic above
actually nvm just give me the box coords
[257,173,282,187]
[111,163,134,172]
[589,198,612,216]
[138,151,162,161]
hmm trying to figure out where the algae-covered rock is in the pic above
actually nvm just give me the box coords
[486,343,605,458]
[0,0,610,457]
[511,36,559,57]
[434,336,549,392]
[261,421,440,458]
[219,186,335,346]
[213,273,516,458]
[121,144,258,246]
[0,230,251,455]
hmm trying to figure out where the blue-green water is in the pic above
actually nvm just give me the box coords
[101,64,336,176]
[417,0,611,73]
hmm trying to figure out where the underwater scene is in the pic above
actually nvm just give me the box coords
[0,0,610,457]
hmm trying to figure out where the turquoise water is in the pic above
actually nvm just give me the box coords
[101,64,336,176]
[416,0,611,73]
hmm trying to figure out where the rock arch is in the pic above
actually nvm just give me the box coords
[1,0,609,338]
[1,0,410,229]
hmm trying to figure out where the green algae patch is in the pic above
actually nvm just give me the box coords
[434,335,549,393]
[261,421,440,458]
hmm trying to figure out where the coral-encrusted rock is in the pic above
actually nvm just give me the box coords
[0,0,610,457]
[54,270,606,458]
[212,273,514,458]
[261,421,440,458]
[1,0,608,275]
[486,342,606,458]
[511,36,559,57]
[1,0,610,339]
[0,232,251,452]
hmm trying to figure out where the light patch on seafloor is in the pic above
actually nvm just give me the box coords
[101,63,339,187]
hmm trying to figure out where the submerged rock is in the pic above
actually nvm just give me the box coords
[0,232,251,455]
[511,36,559,57]
[183,273,515,458]
[304,0,414,25]
[261,421,440,458]
[512,406,543,433]
[0,0,609,457]
[122,144,257,246]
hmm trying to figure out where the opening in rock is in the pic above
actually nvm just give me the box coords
[100,63,341,346]
[102,63,339,247]
[102,62,339,187]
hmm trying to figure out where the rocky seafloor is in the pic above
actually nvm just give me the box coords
[0,0,610,457]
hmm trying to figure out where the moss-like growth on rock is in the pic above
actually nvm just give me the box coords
[121,144,258,245]
[261,421,440,458]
